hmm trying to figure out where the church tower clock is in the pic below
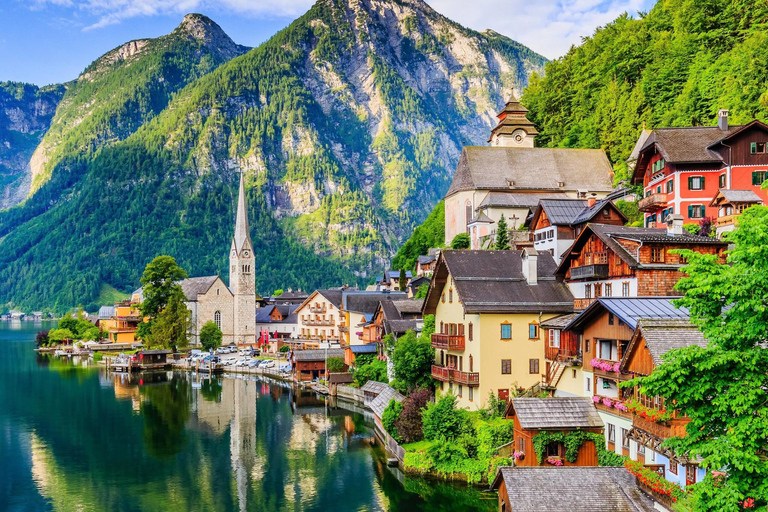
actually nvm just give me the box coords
[230,173,256,346]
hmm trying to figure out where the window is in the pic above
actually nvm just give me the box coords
[688,205,706,219]
[756,142,767,154]
[217,288,220,296]
[688,176,704,190]
[594,283,602,298]
[549,329,560,348]
[608,312,614,325]
[602,208,610,217]
[572,369,577,378]
[441,293,445,303]
[752,170,767,186]
[656,185,662,194]
[501,323,512,340]
[622,428,630,449]
[719,174,726,188]
[449,289,453,303]
[584,284,592,299]
[528,323,539,339]
[651,247,664,263]
[622,282,630,297]
[458,385,463,397]
[469,387,473,401]
[669,459,678,475]
[529,359,540,374]
[517,437,525,454]
[586,377,592,393]
[607,423,616,444]
[638,444,646,456]
[468,323,473,341]
[546,443,561,458]
[440,321,444,333]
[214,311,221,329]
[501,359,511,374]
[604,283,612,297]
[666,180,674,193]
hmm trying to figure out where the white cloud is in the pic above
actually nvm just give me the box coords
[28,0,653,56]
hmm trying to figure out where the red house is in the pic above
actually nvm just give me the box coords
[632,111,768,226]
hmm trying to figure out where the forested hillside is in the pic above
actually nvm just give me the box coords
[0,0,547,312]
[522,0,768,180]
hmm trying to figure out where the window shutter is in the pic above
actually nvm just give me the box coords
[688,205,694,218]
[700,176,705,189]
[751,142,757,154]
[688,177,693,189]
[700,205,706,218]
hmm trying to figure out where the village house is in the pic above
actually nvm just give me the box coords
[293,290,343,348]
[254,304,298,348]
[621,318,708,500]
[491,467,657,512]
[539,312,582,396]
[405,275,430,298]
[503,397,604,468]
[290,348,346,382]
[423,249,574,409]
[359,298,423,361]
[374,270,412,291]
[632,111,768,226]
[98,301,143,344]
[415,249,440,276]
[340,290,407,346]
[530,197,626,264]
[709,188,763,238]
[562,297,692,463]
[444,94,614,247]
[555,217,727,310]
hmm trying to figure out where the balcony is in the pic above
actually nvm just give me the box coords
[716,214,736,227]
[636,478,676,511]
[431,333,465,351]
[309,306,326,314]
[545,345,581,363]
[593,396,633,420]
[574,298,596,310]
[431,365,479,387]
[638,193,668,212]
[570,264,609,280]
[304,319,335,326]
[632,414,690,440]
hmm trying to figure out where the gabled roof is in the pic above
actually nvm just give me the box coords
[510,398,603,430]
[478,191,565,210]
[423,250,574,315]
[531,198,626,229]
[566,297,690,332]
[343,291,407,314]
[385,319,420,335]
[179,276,225,302]
[638,125,742,164]
[540,313,579,329]
[417,254,437,265]
[446,147,614,197]
[295,289,343,312]
[555,223,726,277]
[622,318,707,372]
[293,348,344,362]
[710,188,763,207]
[469,211,494,224]
[369,385,405,419]
[361,380,389,395]
[255,304,299,324]
[491,467,656,512]
[392,299,424,315]
[98,306,115,320]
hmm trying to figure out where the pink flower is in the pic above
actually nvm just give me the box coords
[591,395,601,403]
[602,397,613,407]
[614,402,629,412]
[744,498,755,509]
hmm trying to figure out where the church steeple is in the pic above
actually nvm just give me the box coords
[489,90,539,148]
[232,172,251,253]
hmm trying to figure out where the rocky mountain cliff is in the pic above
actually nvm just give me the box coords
[0,0,546,311]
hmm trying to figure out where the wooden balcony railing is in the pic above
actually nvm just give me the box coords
[309,306,326,313]
[570,264,609,280]
[632,414,690,440]
[636,478,676,510]
[638,193,668,212]
[716,214,736,227]
[431,365,479,387]
[574,298,596,310]
[304,319,335,326]
[545,345,581,362]
[431,333,465,351]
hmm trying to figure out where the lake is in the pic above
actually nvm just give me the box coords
[0,322,497,512]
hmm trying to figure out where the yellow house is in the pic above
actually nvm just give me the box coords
[294,290,344,347]
[423,249,574,409]
[98,301,143,344]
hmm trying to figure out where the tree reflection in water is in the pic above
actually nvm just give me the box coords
[200,377,223,402]
[140,376,191,459]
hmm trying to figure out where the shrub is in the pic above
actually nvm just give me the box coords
[382,399,404,443]
[426,438,467,474]
[486,456,512,483]
[279,345,290,353]
[35,330,49,347]
[481,391,507,419]
[326,356,345,373]
[92,352,103,362]
[395,388,431,443]
[403,452,433,474]
[353,358,387,387]
[476,421,514,460]
[451,233,470,249]
[422,393,469,441]
[200,321,223,351]
[457,434,479,459]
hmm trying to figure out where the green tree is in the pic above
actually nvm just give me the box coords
[199,321,223,352]
[450,233,470,250]
[494,214,510,250]
[353,358,387,387]
[144,287,191,349]
[139,256,188,319]
[399,268,407,291]
[389,330,434,391]
[414,283,429,299]
[273,289,284,297]
[48,328,75,342]
[326,356,345,373]
[629,206,768,511]
[422,393,469,441]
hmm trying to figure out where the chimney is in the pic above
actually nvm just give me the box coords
[667,213,684,236]
[587,193,597,209]
[522,248,538,285]
[718,109,729,131]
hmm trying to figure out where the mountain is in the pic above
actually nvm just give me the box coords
[0,82,64,208]
[0,0,546,312]
[521,0,768,181]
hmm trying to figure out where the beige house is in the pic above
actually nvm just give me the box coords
[341,291,407,346]
[444,95,614,247]
[294,290,344,347]
[423,249,574,409]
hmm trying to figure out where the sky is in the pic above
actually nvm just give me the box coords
[0,0,655,87]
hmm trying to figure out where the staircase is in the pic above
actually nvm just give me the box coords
[541,362,567,390]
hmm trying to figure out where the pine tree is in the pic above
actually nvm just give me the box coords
[399,268,407,291]
[495,214,511,250]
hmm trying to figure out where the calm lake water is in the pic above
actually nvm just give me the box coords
[0,322,496,512]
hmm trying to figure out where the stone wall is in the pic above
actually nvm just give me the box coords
[195,278,235,345]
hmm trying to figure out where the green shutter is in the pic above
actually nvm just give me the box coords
[688,177,693,189]
[701,206,706,218]
[753,172,759,186]
[701,176,705,189]
[688,205,694,218]
[751,142,757,154]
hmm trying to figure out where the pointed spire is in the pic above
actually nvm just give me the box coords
[233,172,250,252]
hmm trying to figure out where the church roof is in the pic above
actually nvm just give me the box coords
[180,276,222,302]
[233,173,251,252]
[446,147,614,197]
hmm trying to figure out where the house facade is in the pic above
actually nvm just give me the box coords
[423,249,574,409]
[632,113,768,225]
[341,291,407,346]
[293,290,343,348]
[709,188,763,238]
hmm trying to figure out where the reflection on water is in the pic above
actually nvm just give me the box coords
[0,323,496,512]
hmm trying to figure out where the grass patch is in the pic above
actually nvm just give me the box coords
[402,440,434,452]
[97,283,129,305]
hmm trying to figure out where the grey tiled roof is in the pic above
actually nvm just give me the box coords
[493,467,656,512]
[512,398,603,430]
[640,125,742,163]
[392,299,424,314]
[718,189,763,203]
[567,297,691,332]
[361,380,389,395]
[417,254,437,265]
[179,276,220,302]
[637,318,707,365]
[540,313,580,329]
[293,349,345,362]
[98,306,115,320]
[369,385,405,419]
[344,292,407,314]
[385,319,420,335]
[478,191,566,209]
[436,250,574,314]
[446,146,614,197]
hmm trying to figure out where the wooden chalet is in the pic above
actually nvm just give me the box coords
[290,348,346,382]
[491,467,657,512]
[504,398,603,467]
[709,188,763,238]
[540,313,581,392]
[555,219,727,310]
[620,318,708,493]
